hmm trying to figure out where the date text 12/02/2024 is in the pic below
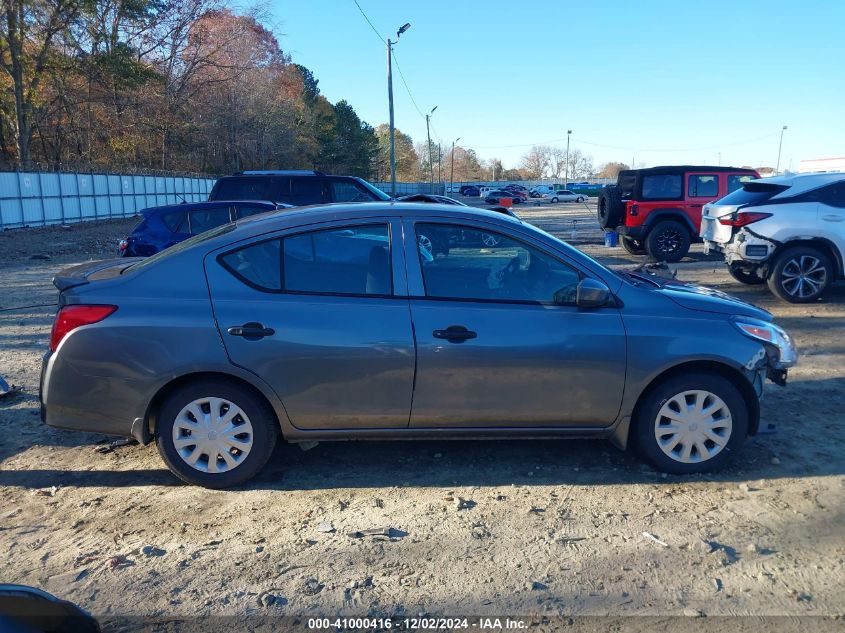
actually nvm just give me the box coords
[306,617,528,630]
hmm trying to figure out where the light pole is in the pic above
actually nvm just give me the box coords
[387,23,411,197]
[775,125,788,175]
[425,106,437,192]
[450,136,461,195]
[437,144,442,190]
[564,130,572,188]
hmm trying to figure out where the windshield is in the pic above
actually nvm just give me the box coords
[124,223,236,273]
[355,178,392,201]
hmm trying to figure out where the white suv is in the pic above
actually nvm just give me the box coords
[700,173,845,303]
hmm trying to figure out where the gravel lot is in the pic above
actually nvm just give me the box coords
[1,202,844,631]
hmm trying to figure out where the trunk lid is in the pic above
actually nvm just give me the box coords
[53,258,142,292]
[700,202,740,244]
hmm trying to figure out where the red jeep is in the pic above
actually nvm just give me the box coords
[597,166,759,261]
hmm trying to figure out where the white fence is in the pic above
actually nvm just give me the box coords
[0,171,216,229]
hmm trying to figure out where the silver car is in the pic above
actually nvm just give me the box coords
[41,202,797,487]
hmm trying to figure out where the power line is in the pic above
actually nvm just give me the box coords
[351,0,385,43]
[390,49,425,119]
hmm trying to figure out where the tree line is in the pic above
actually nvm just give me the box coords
[1,0,632,181]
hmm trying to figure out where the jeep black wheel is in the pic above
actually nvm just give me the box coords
[728,263,765,285]
[621,236,646,255]
[597,186,624,229]
[645,220,691,263]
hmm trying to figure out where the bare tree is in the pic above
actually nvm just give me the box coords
[549,146,566,179]
[597,161,630,179]
[566,148,594,181]
[520,145,550,179]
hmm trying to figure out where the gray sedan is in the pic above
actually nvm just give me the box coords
[41,202,797,487]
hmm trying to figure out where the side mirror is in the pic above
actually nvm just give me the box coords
[576,278,611,308]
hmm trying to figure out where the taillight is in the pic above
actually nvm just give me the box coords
[118,239,128,251]
[50,305,117,352]
[718,212,772,227]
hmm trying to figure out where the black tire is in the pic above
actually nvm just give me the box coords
[620,236,646,255]
[767,245,833,303]
[728,263,766,285]
[633,372,749,475]
[645,219,691,263]
[597,185,624,229]
[156,377,278,488]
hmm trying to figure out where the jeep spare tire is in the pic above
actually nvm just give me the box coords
[597,186,624,229]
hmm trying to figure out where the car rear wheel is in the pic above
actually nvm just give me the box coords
[645,220,691,262]
[633,372,748,474]
[620,236,646,255]
[728,263,766,285]
[767,246,833,303]
[156,378,278,488]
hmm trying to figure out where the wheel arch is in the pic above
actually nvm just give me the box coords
[774,237,844,277]
[642,209,697,237]
[144,371,285,442]
[628,360,761,440]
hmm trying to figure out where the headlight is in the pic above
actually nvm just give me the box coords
[734,318,798,368]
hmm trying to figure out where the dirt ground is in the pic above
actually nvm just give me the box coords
[1,203,844,632]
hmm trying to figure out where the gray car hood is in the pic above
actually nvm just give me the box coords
[636,274,771,320]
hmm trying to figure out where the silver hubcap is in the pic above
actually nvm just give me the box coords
[172,397,254,473]
[781,255,827,298]
[654,390,732,464]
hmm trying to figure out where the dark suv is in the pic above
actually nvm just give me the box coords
[208,170,391,205]
[598,166,759,261]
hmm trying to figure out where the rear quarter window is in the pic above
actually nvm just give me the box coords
[161,211,188,232]
[212,178,276,201]
[717,183,788,206]
[641,174,682,200]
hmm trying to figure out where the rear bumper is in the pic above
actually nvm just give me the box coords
[703,229,777,265]
[40,351,144,440]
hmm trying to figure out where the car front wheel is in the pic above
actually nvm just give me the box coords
[550,197,559,203]
[767,246,833,303]
[577,196,585,202]
[156,378,278,488]
[633,372,748,474]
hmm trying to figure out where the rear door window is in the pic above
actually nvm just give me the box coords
[212,177,275,201]
[161,211,189,232]
[283,225,392,295]
[286,178,326,206]
[728,174,756,193]
[641,174,682,200]
[220,240,282,290]
[688,175,719,198]
[189,208,231,234]
[329,179,379,202]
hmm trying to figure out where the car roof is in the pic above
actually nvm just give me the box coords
[141,200,277,216]
[619,165,757,177]
[754,172,845,197]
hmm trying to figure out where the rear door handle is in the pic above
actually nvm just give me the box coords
[433,325,477,343]
[822,214,843,222]
[227,322,275,340]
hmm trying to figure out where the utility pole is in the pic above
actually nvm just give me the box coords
[564,130,572,188]
[450,136,461,195]
[387,23,411,197]
[425,106,437,193]
[437,144,442,190]
[775,125,788,175]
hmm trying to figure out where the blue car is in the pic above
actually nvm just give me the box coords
[118,200,288,257]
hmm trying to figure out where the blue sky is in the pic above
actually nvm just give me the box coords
[269,0,844,170]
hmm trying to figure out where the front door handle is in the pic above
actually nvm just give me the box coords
[822,214,843,222]
[227,322,275,341]
[433,325,477,343]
